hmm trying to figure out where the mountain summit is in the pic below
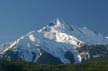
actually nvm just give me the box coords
[0,19,108,64]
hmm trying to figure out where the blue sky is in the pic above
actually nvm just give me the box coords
[0,0,108,44]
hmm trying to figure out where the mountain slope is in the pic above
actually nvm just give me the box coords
[0,19,108,64]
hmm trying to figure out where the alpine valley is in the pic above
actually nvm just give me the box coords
[0,19,108,64]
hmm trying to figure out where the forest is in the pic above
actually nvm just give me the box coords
[0,60,108,71]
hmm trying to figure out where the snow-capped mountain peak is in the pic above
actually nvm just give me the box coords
[51,18,63,27]
[48,18,64,27]
[0,19,108,64]
[37,19,85,47]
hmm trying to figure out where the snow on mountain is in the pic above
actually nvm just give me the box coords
[105,37,108,39]
[0,19,108,64]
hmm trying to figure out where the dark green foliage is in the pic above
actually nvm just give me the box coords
[0,60,24,71]
[0,60,108,71]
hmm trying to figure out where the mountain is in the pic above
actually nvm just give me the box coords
[0,19,108,64]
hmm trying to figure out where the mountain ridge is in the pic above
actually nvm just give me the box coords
[0,19,108,64]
